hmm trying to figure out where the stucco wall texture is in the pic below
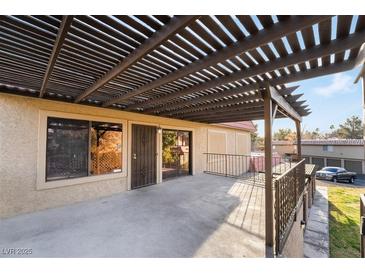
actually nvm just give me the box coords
[302,145,364,160]
[0,93,251,218]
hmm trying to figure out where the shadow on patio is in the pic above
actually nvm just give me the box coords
[0,174,265,258]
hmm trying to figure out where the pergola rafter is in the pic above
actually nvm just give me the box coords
[74,15,199,103]
[162,86,299,117]
[1,15,365,122]
[39,16,73,98]
[130,29,365,111]
[102,15,330,107]
[161,87,300,119]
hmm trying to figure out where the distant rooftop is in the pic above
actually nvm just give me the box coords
[274,139,364,146]
[272,140,293,145]
[300,139,364,146]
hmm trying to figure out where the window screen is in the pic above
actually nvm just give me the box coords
[46,117,89,181]
[91,122,123,175]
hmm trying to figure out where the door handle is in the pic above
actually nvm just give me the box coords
[133,153,137,160]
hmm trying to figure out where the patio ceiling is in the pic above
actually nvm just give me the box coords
[0,15,365,123]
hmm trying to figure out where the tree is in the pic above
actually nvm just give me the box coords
[273,128,296,141]
[311,128,321,139]
[325,125,337,138]
[336,116,363,139]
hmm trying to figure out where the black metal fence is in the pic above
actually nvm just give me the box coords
[274,159,306,255]
[204,153,293,182]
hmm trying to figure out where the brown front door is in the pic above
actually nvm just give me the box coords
[131,124,157,189]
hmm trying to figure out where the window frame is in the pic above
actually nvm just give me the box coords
[37,110,127,190]
[323,145,334,152]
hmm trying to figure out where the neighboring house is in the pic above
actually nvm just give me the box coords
[274,139,365,174]
[273,140,297,157]
[0,93,254,218]
[301,139,365,174]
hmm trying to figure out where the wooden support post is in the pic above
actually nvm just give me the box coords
[362,77,365,166]
[263,86,274,257]
[296,120,302,160]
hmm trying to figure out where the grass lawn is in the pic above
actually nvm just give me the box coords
[328,187,365,258]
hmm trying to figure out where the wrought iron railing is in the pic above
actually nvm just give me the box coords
[204,153,293,181]
[274,159,305,255]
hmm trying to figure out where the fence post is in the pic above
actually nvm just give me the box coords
[275,178,279,256]
[225,154,228,176]
[205,153,208,173]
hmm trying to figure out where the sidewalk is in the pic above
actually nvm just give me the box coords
[304,186,329,258]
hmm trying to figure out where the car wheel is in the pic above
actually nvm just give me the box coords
[332,177,337,183]
[349,177,355,184]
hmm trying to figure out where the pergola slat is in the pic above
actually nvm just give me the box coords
[2,15,365,124]
[74,15,199,103]
[136,31,365,113]
[102,16,330,107]
[164,86,299,117]
[335,15,353,62]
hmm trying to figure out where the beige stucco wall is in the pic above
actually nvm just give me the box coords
[0,93,251,218]
[302,145,364,160]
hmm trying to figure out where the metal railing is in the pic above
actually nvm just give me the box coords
[204,153,294,182]
[274,159,305,255]
[361,194,365,258]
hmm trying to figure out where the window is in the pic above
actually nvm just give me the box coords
[90,121,122,175]
[46,117,122,182]
[323,145,333,152]
[322,167,340,172]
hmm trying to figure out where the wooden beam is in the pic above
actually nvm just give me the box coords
[163,86,299,116]
[170,98,264,117]
[130,28,364,110]
[103,16,330,107]
[74,16,199,103]
[354,64,365,84]
[145,85,262,114]
[166,94,306,120]
[181,108,265,120]
[263,85,274,257]
[296,120,302,159]
[189,104,308,123]
[144,59,357,115]
[195,113,287,124]
[176,102,264,119]
[174,99,308,120]
[268,85,302,122]
[194,114,267,123]
[184,107,306,123]
[272,103,278,125]
[39,16,73,98]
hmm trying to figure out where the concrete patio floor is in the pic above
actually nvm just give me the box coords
[0,174,265,258]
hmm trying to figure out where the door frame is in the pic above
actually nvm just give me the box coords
[160,124,195,181]
[127,121,160,190]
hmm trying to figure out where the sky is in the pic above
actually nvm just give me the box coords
[254,67,363,137]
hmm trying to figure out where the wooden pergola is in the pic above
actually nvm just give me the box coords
[1,15,365,256]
